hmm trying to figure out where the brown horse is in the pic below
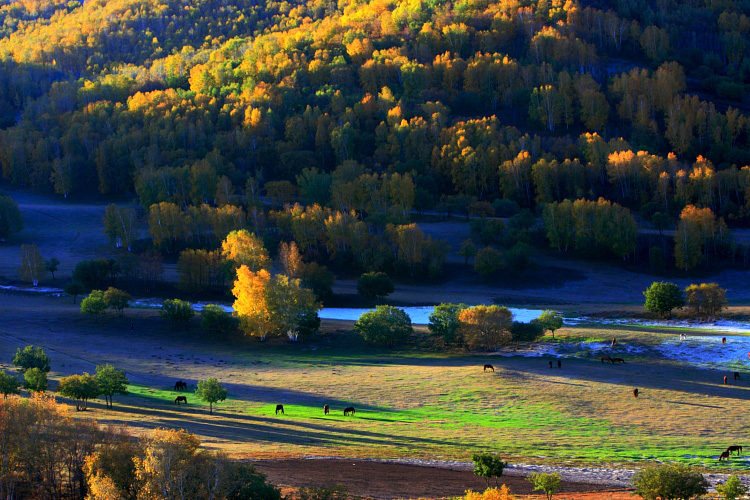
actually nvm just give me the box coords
[174,380,187,391]
[483,364,494,372]
[611,338,616,347]
[722,337,727,344]
[719,450,730,461]
[174,396,187,405]
[724,376,728,385]
[734,372,741,380]
[727,445,743,455]
[324,404,329,415]
[343,406,355,416]
[275,404,285,415]
[633,388,639,398]
[601,356,613,363]
[612,358,625,364]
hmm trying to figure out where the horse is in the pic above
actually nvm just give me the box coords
[549,361,553,368]
[734,372,741,380]
[174,396,187,405]
[483,364,494,372]
[557,360,562,368]
[324,404,329,415]
[722,337,727,345]
[174,381,186,391]
[727,445,743,455]
[633,388,639,398]
[724,375,728,385]
[275,404,285,415]
[611,358,625,364]
[601,356,613,363]
[719,450,730,461]
[611,338,616,347]
[343,406,355,416]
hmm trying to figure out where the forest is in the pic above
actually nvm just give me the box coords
[2,0,750,272]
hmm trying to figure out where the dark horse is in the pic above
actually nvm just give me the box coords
[722,337,727,344]
[174,396,187,405]
[633,388,639,398]
[719,450,730,461]
[174,381,187,391]
[483,364,494,372]
[343,406,355,416]
[275,404,285,415]
[601,356,613,363]
[611,358,625,364]
[734,372,741,380]
[324,404,329,415]
[727,445,743,455]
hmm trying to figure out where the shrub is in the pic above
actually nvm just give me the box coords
[684,283,727,319]
[23,368,48,392]
[296,485,348,500]
[717,475,748,500]
[632,464,708,500]
[510,321,544,342]
[161,299,195,328]
[464,486,515,500]
[354,305,413,347]
[471,452,507,487]
[200,304,238,336]
[0,370,20,398]
[428,303,468,344]
[527,472,561,500]
[357,272,394,301]
[81,290,107,316]
[12,345,51,374]
[643,282,685,319]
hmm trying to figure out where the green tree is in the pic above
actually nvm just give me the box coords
[471,452,507,487]
[474,247,503,276]
[103,287,130,316]
[23,368,47,392]
[357,272,394,301]
[200,304,238,337]
[458,239,477,265]
[44,257,60,279]
[354,305,413,347]
[12,345,51,373]
[504,242,537,274]
[65,280,86,303]
[266,274,321,341]
[301,262,335,302]
[643,282,685,319]
[0,370,20,398]
[95,364,129,408]
[511,321,544,342]
[58,373,100,410]
[81,290,107,316]
[195,378,227,415]
[632,464,708,500]
[684,283,727,319]
[527,472,561,500]
[19,243,44,286]
[0,195,23,241]
[428,303,468,344]
[73,259,112,290]
[717,475,748,500]
[161,299,196,329]
[534,310,563,338]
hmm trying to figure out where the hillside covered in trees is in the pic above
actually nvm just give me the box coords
[2,0,750,272]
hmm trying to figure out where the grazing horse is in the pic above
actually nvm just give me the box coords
[601,356,613,363]
[722,337,727,345]
[483,364,494,372]
[324,404,329,415]
[611,358,625,364]
[275,404,285,415]
[343,406,355,416]
[719,450,730,461]
[727,445,743,456]
[734,372,741,380]
[174,381,187,391]
[174,396,187,405]
[633,388,639,398]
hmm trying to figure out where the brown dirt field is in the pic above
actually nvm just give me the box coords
[251,459,633,500]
